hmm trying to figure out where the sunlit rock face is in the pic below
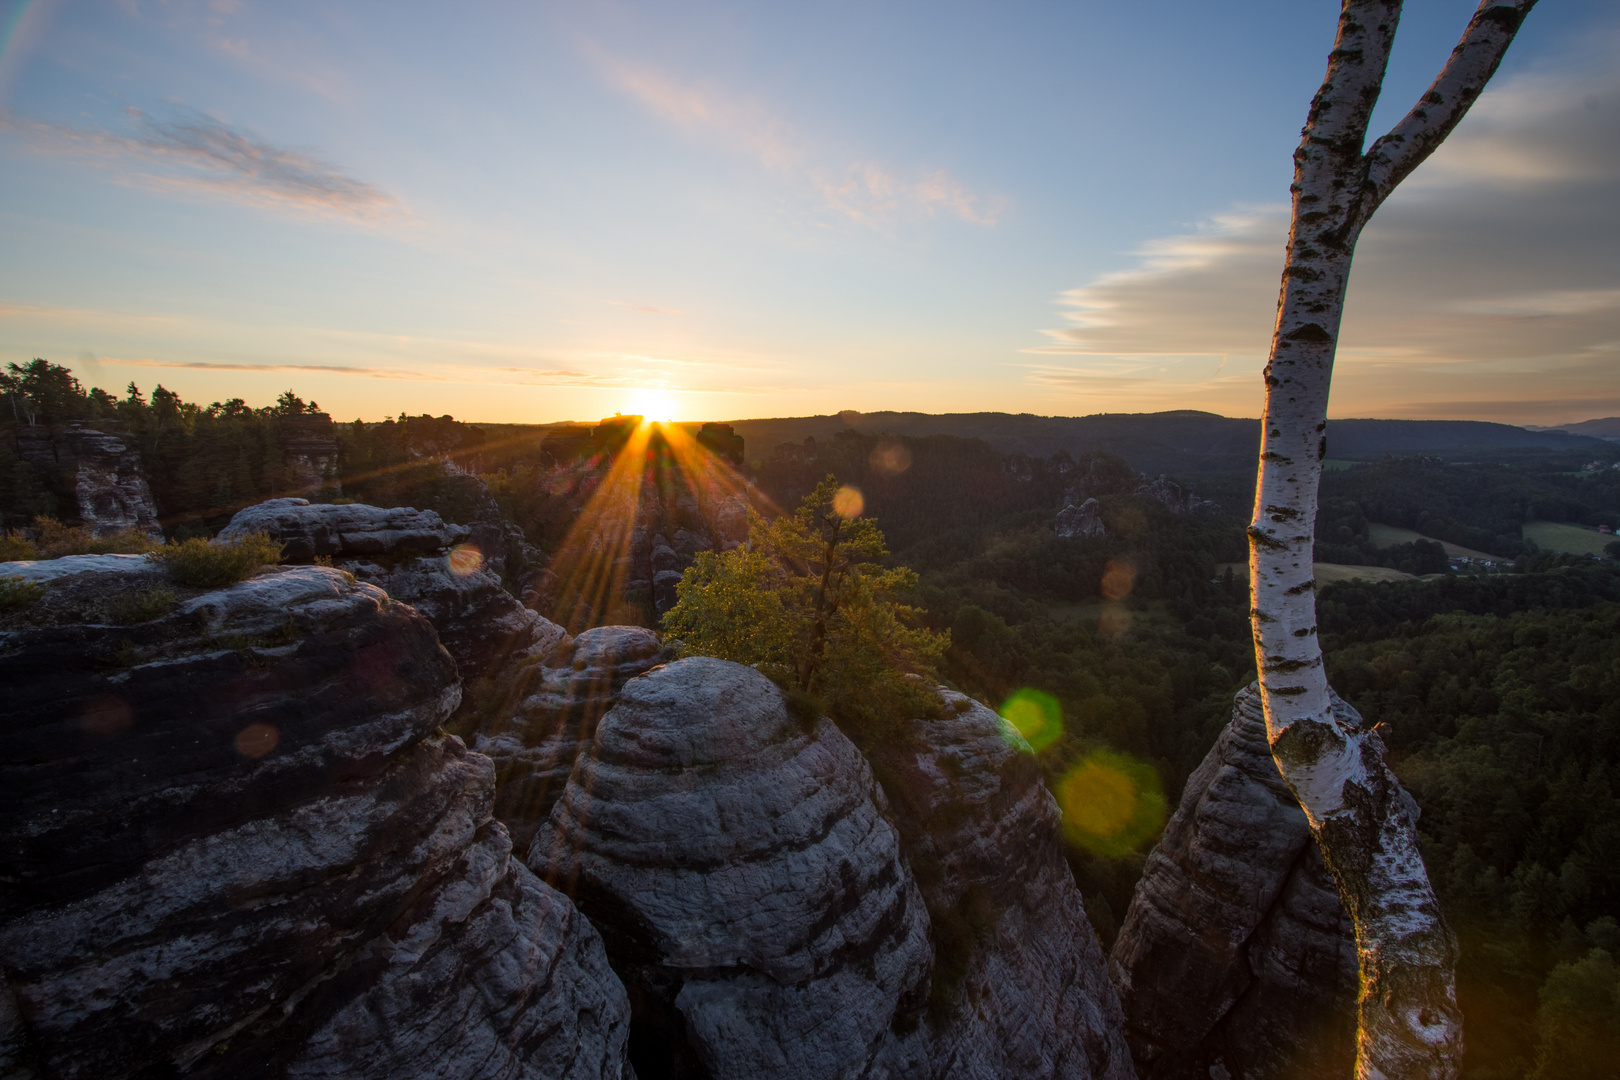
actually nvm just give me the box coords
[476,625,674,855]
[0,562,632,1080]
[217,498,570,730]
[528,657,934,1080]
[1109,684,1358,1080]
[13,422,163,538]
[863,688,1135,1080]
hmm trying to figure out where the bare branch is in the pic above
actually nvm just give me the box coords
[1361,0,1538,218]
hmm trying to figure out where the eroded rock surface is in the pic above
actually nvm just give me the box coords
[1056,497,1106,539]
[1108,684,1358,1080]
[0,562,631,1080]
[216,498,569,730]
[476,625,673,855]
[866,688,1133,1080]
[217,497,466,561]
[13,422,163,538]
[529,657,933,1080]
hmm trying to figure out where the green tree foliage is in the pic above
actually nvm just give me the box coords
[1528,948,1620,1080]
[663,476,947,739]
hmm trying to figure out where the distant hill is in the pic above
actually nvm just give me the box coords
[722,410,1604,476]
[1527,416,1620,441]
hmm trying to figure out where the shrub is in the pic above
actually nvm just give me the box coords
[0,531,37,561]
[0,576,48,610]
[156,532,284,587]
[30,516,162,558]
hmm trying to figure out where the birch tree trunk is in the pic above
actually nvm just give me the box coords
[1248,2,1536,1077]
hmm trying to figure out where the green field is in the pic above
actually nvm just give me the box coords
[1523,520,1614,556]
[1216,562,1417,588]
[1366,522,1497,561]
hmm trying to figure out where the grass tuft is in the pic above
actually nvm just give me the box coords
[0,576,48,610]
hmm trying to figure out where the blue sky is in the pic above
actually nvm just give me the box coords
[2,0,1616,424]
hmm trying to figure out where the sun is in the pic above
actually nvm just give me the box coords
[626,387,679,423]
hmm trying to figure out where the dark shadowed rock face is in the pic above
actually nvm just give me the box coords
[865,688,1134,1080]
[1108,684,1358,1080]
[475,625,673,855]
[529,657,934,1080]
[0,562,632,1080]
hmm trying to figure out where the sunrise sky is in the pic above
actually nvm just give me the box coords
[2,0,1617,425]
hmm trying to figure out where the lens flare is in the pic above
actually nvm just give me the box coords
[832,485,865,519]
[1058,750,1166,857]
[236,722,280,759]
[869,441,912,477]
[448,543,483,577]
[1100,559,1136,601]
[999,687,1063,752]
[1098,602,1131,638]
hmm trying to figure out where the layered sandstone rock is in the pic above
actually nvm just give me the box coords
[528,658,934,1080]
[475,625,673,855]
[217,498,569,730]
[13,421,163,538]
[867,688,1135,1080]
[1108,684,1358,1080]
[0,560,632,1080]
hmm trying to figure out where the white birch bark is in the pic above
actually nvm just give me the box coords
[1248,2,1536,1077]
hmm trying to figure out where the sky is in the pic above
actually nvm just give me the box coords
[1,0,1616,425]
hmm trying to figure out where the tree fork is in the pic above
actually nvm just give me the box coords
[1247,2,1536,1077]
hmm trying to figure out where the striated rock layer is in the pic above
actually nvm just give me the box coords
[217,498,570,730]
[0,560,631,1080]
[529,657,934,1080]
[476,624,673,856]
[1108,684,1358,1080]
[529,658,1133,1080]
[866,688,1134,1080]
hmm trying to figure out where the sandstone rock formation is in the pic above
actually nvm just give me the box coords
[1056,497,1107,539]
[0,559,632,1079]
[475,624,674,855]
[866,688,1135,1080]
[529,657,935,1080]
[217,497,466,561]
[217,498,568,730]
[1108,684,1358,1080]
[1131,475,1220,516]
[12,422,163,538]
[527,658,1133,1080]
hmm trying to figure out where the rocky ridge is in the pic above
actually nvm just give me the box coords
[0,557,632,1079]
[1108,684,1358,1080]
[13,422,163,538]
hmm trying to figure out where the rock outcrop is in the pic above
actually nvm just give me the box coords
[217,498,569,730]
[12,422,163,538]
[529,658,934,1080]
[865,688,1134,1079]
[1056,497,1107,539]
[0,558,633,1079]
[1108,684,1358,1080]
[476,624,674,855]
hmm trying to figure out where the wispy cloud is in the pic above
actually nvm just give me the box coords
[589,49,1005,231]
[100,357,440,381]
[4,108,398,223]
[1029,51,1620,424]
